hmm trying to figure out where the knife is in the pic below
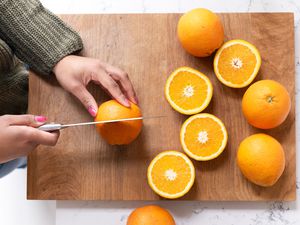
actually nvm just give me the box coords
[38,115,165,132]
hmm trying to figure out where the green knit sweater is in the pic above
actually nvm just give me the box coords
[0,0,83,75]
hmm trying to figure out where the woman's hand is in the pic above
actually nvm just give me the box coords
[53,55,138,117]
[0,115,59,164]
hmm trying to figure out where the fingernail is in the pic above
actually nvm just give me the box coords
[88,106,97,117]
[123,98,131,107]
[35,116,47,123]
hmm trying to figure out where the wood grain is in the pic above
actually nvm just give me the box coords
[27,13,296,201]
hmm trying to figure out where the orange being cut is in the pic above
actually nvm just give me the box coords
[214,39,261,88]
[180,113,228,161]
[165,67,213,115]
[95,100,142,145]
[147,151,195,199]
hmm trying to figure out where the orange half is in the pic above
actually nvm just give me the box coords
[165,67,213,115]
[180,113,228,161]
[213,39,261,88]
[147,151,195,199]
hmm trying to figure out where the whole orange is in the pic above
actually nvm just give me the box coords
[177,8,224,57]
[127,205,175,225]
[237,133,285,187]
[242,80,291,129]
[95,100,142,145]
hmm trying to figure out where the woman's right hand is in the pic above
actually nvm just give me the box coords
[0,115,59,164]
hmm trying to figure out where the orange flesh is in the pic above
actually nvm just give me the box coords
[218,44,257,84]
[169,71,209,110]
[151,155,192,195]
[183,117,225,157]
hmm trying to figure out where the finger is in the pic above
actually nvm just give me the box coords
[109,71,138,104]
[4,114,47,127]
[28,128,60,146]
[71,85,98,117]
[99,74,130,107]
[104,65,138,104]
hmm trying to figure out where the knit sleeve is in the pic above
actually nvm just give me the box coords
[0,0,83,75]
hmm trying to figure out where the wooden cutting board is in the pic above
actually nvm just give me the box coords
[27,13,295,201]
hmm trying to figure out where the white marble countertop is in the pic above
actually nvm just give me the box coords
[36,0,300,224]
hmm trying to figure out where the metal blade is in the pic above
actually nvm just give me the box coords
[60,115,165,129]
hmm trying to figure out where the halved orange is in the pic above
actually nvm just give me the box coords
[180,113,228,161]
[147,151,195,199]
[165,67,213,115]
[213,39,261,88]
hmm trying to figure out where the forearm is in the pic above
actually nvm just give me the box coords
[0,0,83,75]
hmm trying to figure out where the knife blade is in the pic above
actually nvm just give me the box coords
[38,115,165,132]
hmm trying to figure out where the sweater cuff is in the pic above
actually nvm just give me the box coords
[32,33,83,76]
[0,0,83,75]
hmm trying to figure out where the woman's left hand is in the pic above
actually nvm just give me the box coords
[53,55,138,117]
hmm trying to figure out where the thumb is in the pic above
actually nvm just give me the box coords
[71,85,98,117]
[6,114,47,128]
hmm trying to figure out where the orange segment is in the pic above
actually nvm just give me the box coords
[180,113,228,161]
[214,39,261,88]
[147,151,195,199]
[165,67,213,115]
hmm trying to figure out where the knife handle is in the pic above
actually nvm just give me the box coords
[38,123,62,132]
